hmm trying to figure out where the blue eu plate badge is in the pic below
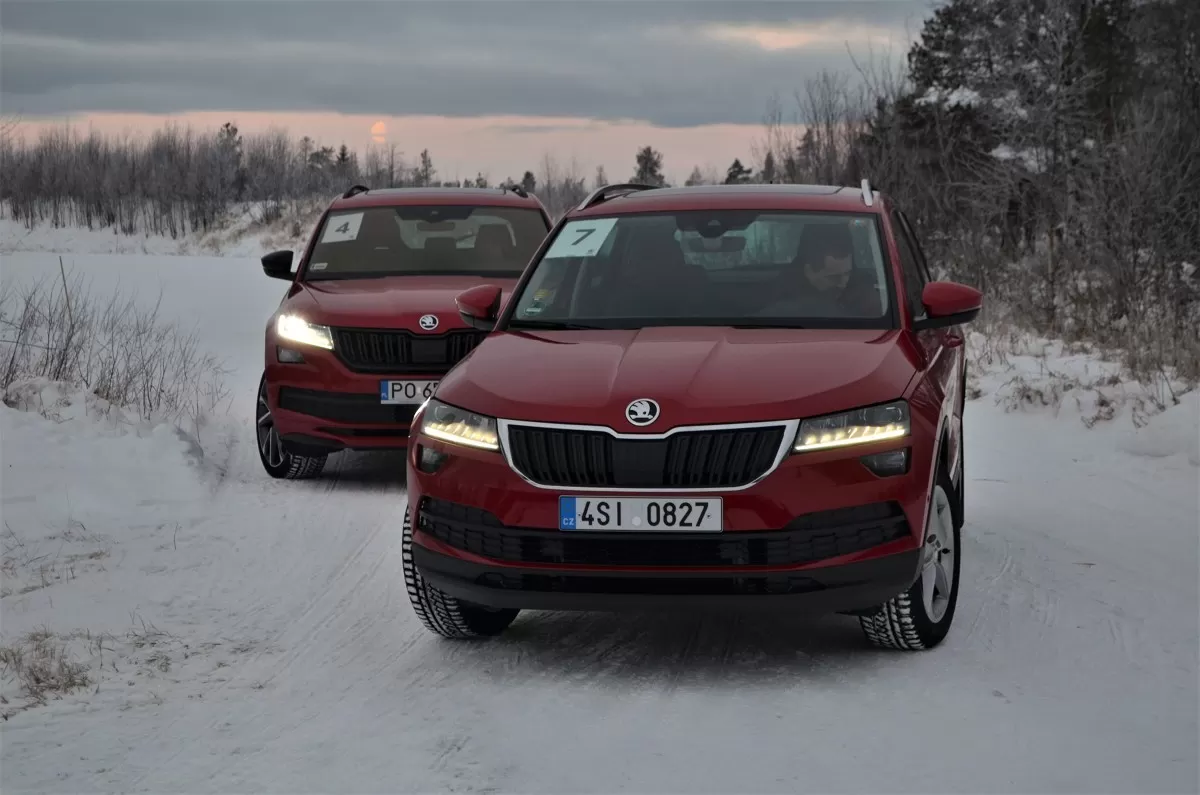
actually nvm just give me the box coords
[558,497,577,530]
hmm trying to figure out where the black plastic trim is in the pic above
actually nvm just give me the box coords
[412,544,921,612]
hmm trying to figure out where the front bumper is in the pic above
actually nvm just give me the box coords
[413,537,922,612]
[266,349,436,453]
[407,410,936,611]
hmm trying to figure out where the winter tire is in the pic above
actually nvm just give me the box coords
[256,374,327,480]
[859,462,961,650]
[402,505,519,638]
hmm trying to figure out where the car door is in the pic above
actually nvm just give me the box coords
[892,208,963,482]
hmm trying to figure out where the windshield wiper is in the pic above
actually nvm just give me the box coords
[728,320,809,329]
[507,319,607,331]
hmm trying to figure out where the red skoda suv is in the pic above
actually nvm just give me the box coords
[403,182,982,650]
[256,185,551,479]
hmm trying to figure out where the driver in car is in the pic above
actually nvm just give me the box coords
[757,222,867,318]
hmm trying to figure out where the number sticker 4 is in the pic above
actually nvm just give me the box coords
[320,212,364,243]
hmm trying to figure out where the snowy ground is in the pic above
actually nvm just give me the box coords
[1,245,1197,794]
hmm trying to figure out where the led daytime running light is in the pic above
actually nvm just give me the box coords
[423,421,500,451]
[796,424,908,451]
[420,399,500,451]
[794,400,910,452]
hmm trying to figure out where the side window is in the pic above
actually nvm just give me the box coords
[891,211,926,320]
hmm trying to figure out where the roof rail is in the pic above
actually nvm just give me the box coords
[342,184,370,199]
[502,184,529,198]
[860,178,874,207]
[576,182,659,212]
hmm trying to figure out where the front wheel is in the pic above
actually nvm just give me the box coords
[859,465,961,650]
[402,506,519,638]
[256,374,326,480]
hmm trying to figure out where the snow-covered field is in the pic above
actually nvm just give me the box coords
[1,232,1198,793]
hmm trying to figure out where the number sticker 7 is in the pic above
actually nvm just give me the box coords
[571,228,595,246]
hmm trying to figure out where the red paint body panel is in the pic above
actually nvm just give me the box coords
[436,326,923,428]
[286,276,517,329]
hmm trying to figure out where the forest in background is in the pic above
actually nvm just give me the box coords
[2,0,1196,387]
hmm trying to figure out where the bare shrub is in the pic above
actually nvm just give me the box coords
[0,628,91,709]
[0,269,229,426]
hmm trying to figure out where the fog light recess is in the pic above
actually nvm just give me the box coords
[417,445,448,474]
[860,448,909,477]
[277,347,305,363]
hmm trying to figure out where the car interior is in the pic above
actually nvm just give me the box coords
[306,210,533,277]
[522,214,891,323]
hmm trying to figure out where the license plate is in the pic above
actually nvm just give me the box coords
[379,380,438,404]
[559,496,722,532]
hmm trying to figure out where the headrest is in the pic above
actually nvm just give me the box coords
[424,236,457,254]
[475,224,513,251]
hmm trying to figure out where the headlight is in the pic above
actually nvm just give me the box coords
[420,399,500,451]
[276,314,334,350]
[793,400,910,452]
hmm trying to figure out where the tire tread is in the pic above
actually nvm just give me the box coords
[402,507,516,639]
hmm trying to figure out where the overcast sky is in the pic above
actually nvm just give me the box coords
[1,0,933,181]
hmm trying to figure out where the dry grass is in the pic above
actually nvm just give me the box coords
[0,628,91,715]
[965,306,1186,429]
[0,268,228,426]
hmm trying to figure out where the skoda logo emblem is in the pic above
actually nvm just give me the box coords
[625,398,660,427]
[418,314,439,331]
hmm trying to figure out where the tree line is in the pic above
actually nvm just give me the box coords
[1,0,1195,384]
[755,0,1198,386]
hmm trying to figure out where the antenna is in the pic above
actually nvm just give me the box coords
[342,184,370,199]
[860,178,874,207]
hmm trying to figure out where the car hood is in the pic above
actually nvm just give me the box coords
[283,275,518,330]
[438,326,923,429]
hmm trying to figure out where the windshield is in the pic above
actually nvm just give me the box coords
[303,205,548,280]
[506,210,894,329]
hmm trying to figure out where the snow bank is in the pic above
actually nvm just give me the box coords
[0,203,321,258]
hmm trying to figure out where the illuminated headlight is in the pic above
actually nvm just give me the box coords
[793,400,910,452]
[420,399,500,451]
[276,314,334,350]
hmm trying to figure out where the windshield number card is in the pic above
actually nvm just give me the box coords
[321,212,363,243]
[545,219,619,258]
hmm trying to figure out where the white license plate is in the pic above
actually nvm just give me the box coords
[379,380,438,404]
[559,496,722,532]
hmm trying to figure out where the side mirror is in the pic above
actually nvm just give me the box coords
[912,281,982,331]
[456,284,503,331]
[262,250,294,280]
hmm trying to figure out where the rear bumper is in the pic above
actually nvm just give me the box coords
[413,542,922,612]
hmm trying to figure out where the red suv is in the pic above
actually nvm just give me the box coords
[256,185,552,479]
[403,182,982,650]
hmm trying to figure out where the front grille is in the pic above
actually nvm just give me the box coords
[418,498,909,568]
[332,328,485,374]
[278,387,419,424]
[505,424,786,489]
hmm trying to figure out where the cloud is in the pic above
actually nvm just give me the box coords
[0,1,930,126]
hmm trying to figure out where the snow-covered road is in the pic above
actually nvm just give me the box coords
[2,252,1197,793]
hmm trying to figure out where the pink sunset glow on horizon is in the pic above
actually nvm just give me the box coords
[14,110,770,186]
